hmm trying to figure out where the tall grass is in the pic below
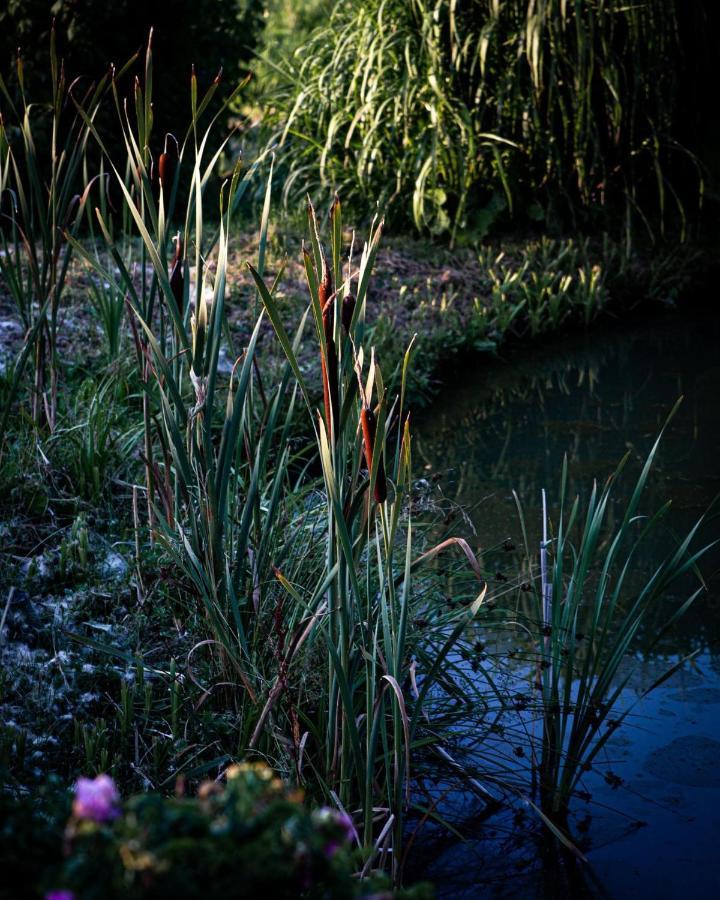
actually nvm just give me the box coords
[0,28,132,430]
[261,0,702,244]
[1,25,714,888]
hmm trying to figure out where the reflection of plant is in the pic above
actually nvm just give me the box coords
[368,238,608,404]
[515,411,711,831]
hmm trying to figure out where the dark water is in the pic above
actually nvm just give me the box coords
[411,312,720,898]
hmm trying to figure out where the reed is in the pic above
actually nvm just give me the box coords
[0,27,133,431]
[63,35,490,880]
[513,405,714,831]
[251,197,491,877]
[2,26,712,889]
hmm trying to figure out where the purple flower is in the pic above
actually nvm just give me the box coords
[72,774,121,823]
[45,892,75,900]
[323,839,341,859]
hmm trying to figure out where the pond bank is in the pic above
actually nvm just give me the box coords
[248,231,714,409]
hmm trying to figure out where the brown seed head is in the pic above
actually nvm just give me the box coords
[341,293,356,335]
[360,406,387,503]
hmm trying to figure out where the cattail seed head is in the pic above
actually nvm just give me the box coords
[157,153,170,190]
[360,405,387,503]
[158,134,178,193]
[319,250,334,339]
[341,293,356,335]
[318,249,339,440]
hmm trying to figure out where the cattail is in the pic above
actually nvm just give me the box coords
[318,248,333,342]
[360,405,387,503]
[169,233,184,316]
[319,250,339,441]
[341,293,356,335]
[157,153,171,192]
[158,134,178,194]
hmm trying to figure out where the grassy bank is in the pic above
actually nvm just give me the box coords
[1,224,703,412]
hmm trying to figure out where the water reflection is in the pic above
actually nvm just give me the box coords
[416,312,720,651]
[409,313,720,897]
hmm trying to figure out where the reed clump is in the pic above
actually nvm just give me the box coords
[511,411,713,834]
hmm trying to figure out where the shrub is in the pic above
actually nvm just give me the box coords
[3,769,429,899]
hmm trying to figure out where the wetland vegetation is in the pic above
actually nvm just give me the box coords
[1,3,717,898]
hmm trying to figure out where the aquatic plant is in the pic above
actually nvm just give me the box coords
[514,407,713,830]
[62,34,491,881]
[0,28,134,431]
[0,21,713,895]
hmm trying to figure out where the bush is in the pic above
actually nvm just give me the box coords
[2,768,428,899]
[261,0,703,242]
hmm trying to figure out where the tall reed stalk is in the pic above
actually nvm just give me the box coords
[250,197,491,877]
[67,35,489,880]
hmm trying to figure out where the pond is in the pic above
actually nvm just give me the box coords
[410,311,720,898]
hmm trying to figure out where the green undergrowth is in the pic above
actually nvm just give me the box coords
[0,225,699,416]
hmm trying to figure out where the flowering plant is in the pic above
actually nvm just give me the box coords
[71,775,120,823]
[37,764,431,900]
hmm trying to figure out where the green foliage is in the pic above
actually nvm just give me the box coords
[368,237,608,403]
[47,377,127,504]
[1,766,429,899]
[261,0,702,242]
[0,781,67,900]
[0,21,713,891]
[0,28,118,431]
[259,0,333,66]
[62,36,489,880]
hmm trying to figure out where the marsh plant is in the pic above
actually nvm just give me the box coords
[62,34,492,881]
[0,29,135,430]
[513,410,713,832]
[0,24,714,894]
